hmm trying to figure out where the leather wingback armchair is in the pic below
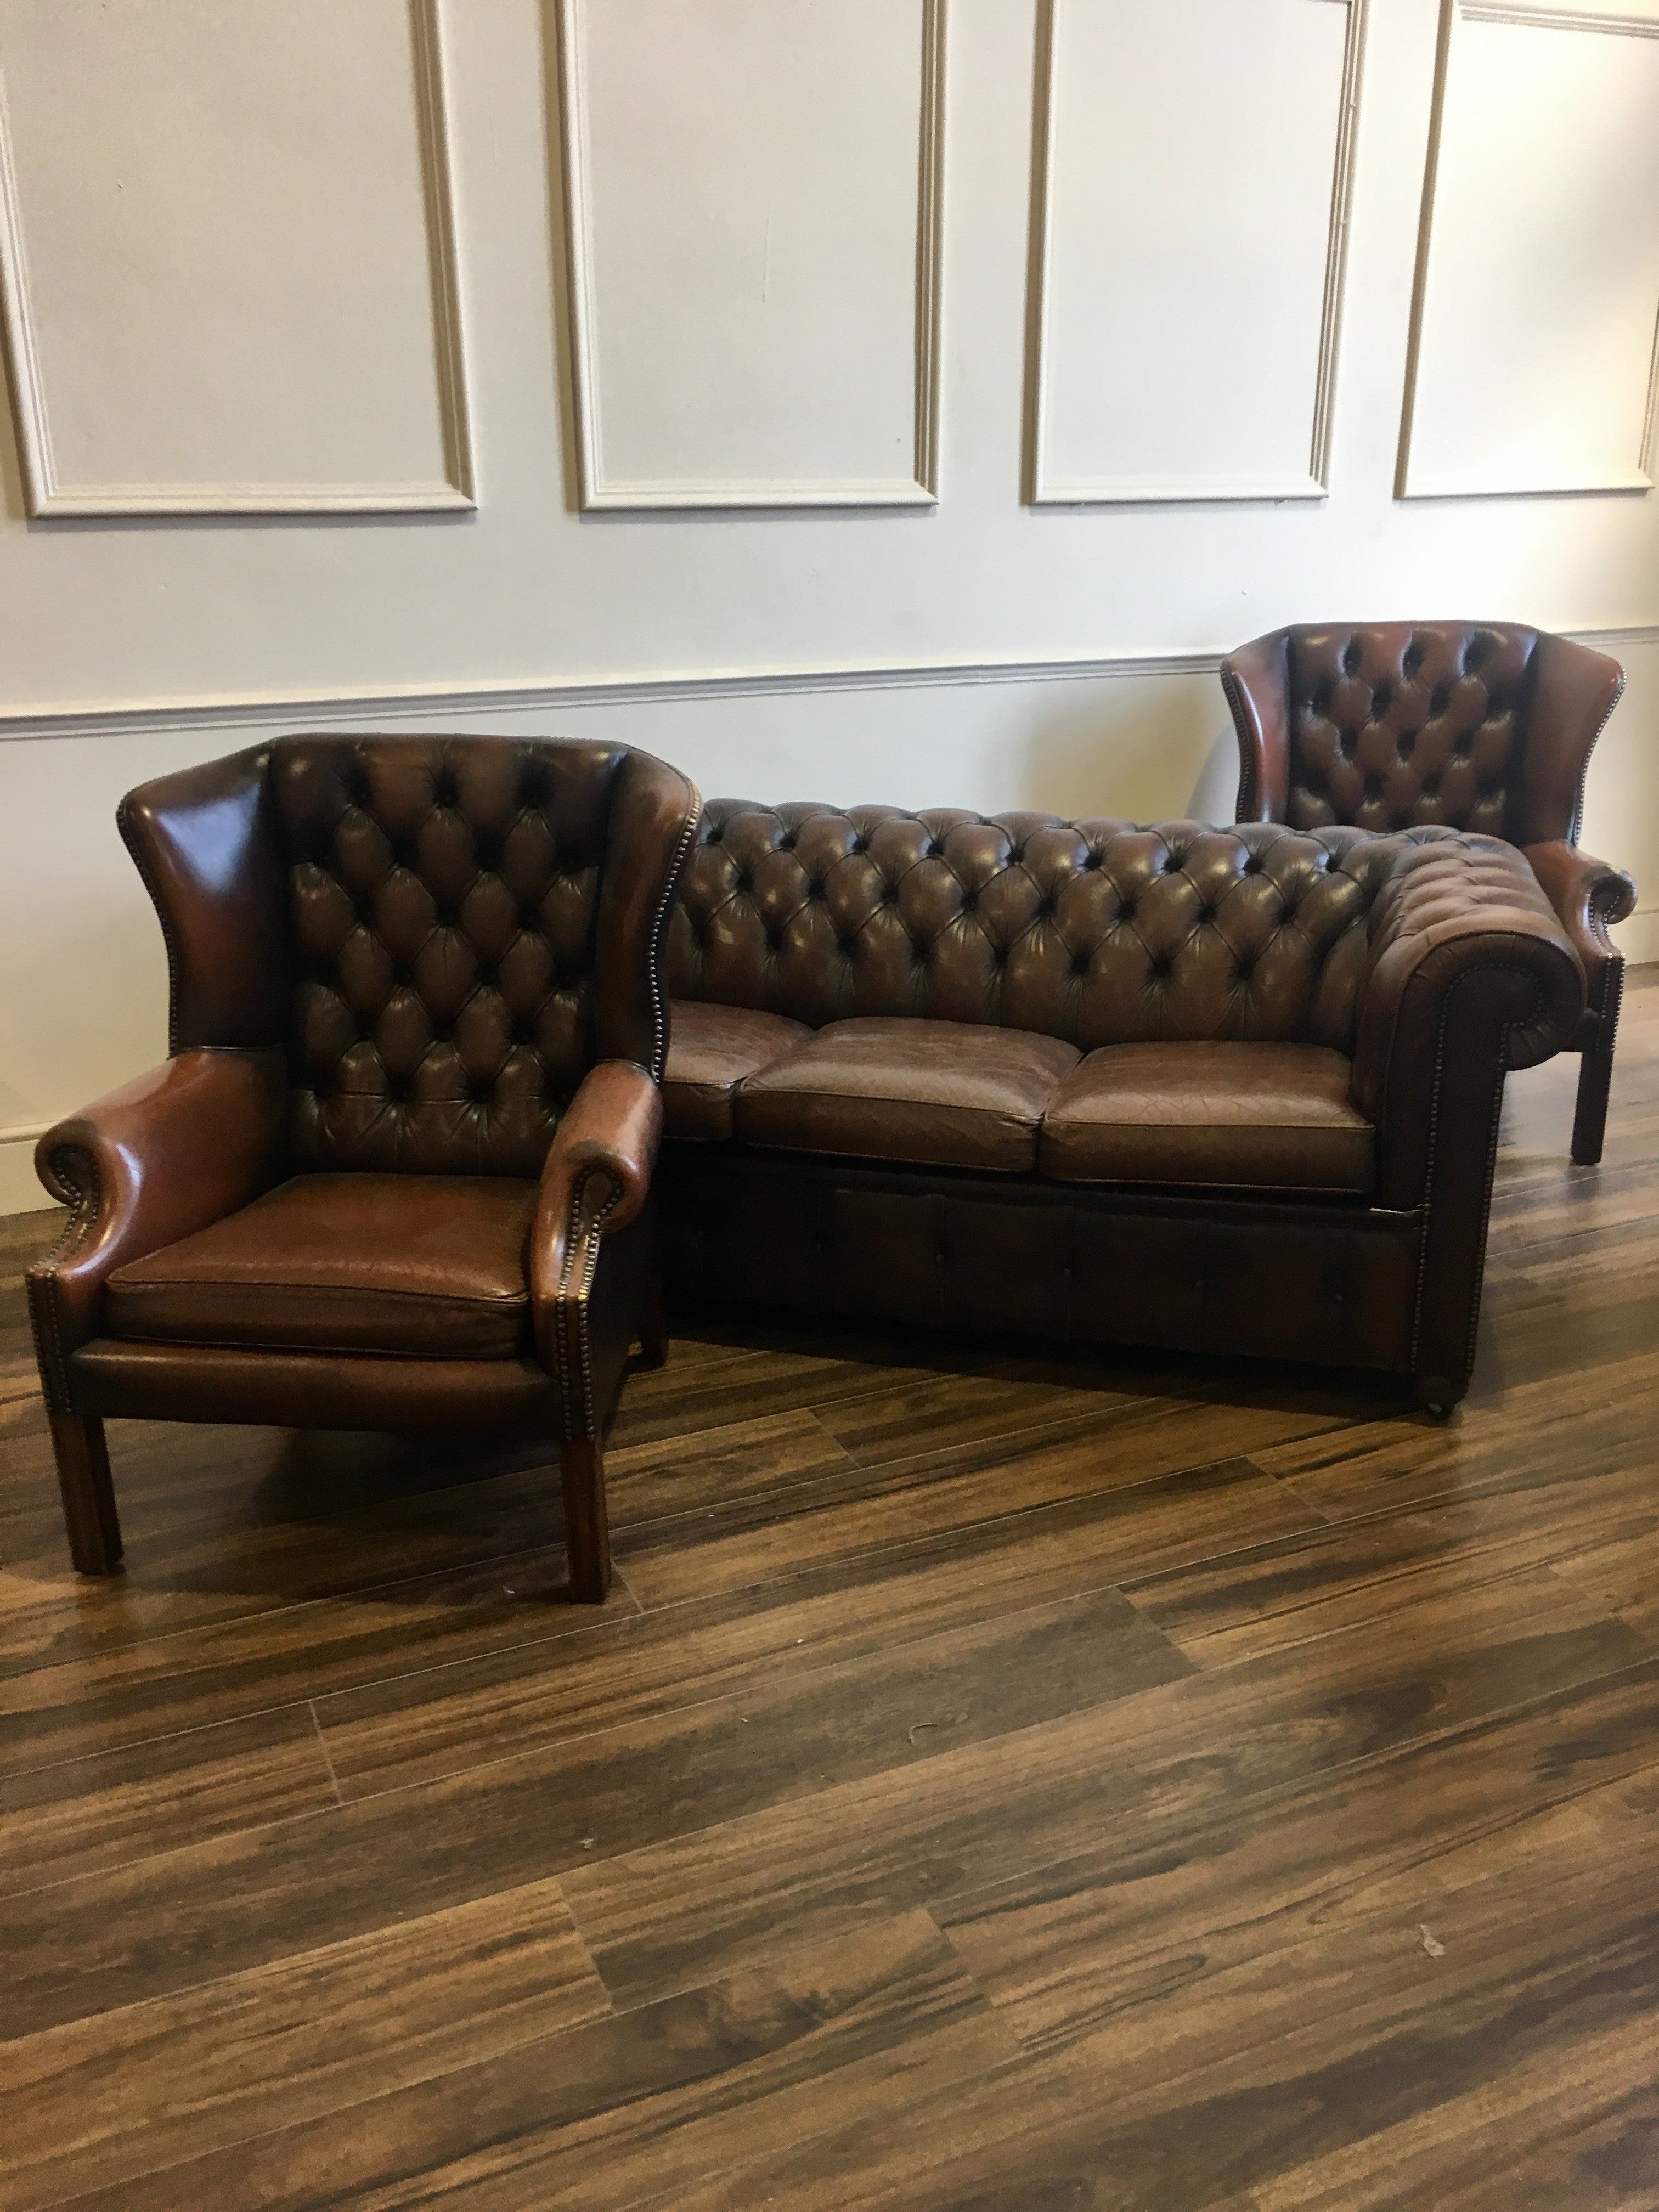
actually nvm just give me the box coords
[25,735,701,1599]
[1222,623,1635,1164]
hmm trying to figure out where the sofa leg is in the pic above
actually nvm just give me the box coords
[1412,1378,1460,1422]
[638,1276,669,1370]
[560,1436,612,1602]
[48,1411,123,1575]
[1570,975,1621,1167]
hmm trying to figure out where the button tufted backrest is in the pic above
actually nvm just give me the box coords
[274,735,639,1176]
[669,802,1469,1054]
[1265,623,1543,837]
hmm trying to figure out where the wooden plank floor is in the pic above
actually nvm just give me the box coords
[2,975,1657,2209]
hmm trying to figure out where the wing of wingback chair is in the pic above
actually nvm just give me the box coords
[25,736,701,1599]
[1221,622,1635,1165]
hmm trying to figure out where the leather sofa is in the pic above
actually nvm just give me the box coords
[658,803,1585,1412]
[1223,623,1635,1165]
[26,735,701,1596]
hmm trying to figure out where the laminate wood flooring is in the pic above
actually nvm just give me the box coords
[3,975,1658,2208]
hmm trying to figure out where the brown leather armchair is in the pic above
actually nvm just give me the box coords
[1222,623,1635,1164]
[25,736,701,1599]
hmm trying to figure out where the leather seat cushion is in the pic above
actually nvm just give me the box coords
[1039,1042,1374,1193]
[733,1017,1081,1173]
[663,1000,812,1141]
[105,1173,539,1358]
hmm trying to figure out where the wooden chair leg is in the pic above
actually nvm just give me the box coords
[560,1436,612,1602]
[1571,964,1623,1167]
[48,1411,122,1575]
[638,1275,669,1370]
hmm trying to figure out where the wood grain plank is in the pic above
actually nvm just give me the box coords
[604,1406,855,1531]
[613,1398,1339,1609]
[935,1670,1659,2058]
[1123,1486,1658,1666]
[0,1875,610,2212]
[658,1769,1659,2211]
[313,1458,1299,1800]
[0,1582,1186,2038]
[0,1701,337,1897]
[50,1911,1017,2212]
[561,1576,1646,2010]
[0,1546,640,1774]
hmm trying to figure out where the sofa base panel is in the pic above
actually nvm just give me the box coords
[661,1146,1426,1379]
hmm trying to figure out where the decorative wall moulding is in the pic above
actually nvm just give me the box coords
[1026,0,1367,507]
[1398,0,1659,499]
[1461,3,1659,31]
[0,0,474,517]
[556,0,944,510]
[2,625,1655,744]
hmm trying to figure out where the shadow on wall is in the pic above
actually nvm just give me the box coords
[1020,681,1235,826]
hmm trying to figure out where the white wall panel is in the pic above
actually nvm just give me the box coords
[1029,0,1364,504]
[0,0,472,514]
[1399,3,1659,498]
[558,0,943,507]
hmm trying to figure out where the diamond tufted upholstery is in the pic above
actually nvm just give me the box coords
[1223,622,1637,1163]
[28,735,702,1600]
[668,801,1468,1055]
[275,738,670,1175]
[1247,624,1534,837]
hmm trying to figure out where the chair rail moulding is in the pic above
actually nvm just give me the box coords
[556,0,945,511]
[1025,0,1367,508]
[0,0,475,517]
[1397,0,1659,500]
[1,625,1654,742]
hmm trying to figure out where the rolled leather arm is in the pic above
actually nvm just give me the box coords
[27,1047,287,1405]
[1352,839,1585,1212]
[1521,841,1637,972]
[527,1060,663,1375]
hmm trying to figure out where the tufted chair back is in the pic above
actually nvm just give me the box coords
[668,802,1474,1056]
[1223,622,1626,844]
[120,734,700,1180]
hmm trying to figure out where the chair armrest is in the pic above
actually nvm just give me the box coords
[1352,839,1585,1210]
[1520,841,1637,974]
[26,1048,287,1405]
[527,1060,664,1372]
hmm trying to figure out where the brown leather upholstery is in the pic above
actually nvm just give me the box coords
[735,1018,1081,1173]
[662,799,1584,1414]
[30,735,702,1596]
[668,804,1471,1053]
[104,1175,539,1358]
[663,1148,1424,1375]
[663,1001,811,1141]
[1222,623,1635,1164]
[1038,1043,1373,1194]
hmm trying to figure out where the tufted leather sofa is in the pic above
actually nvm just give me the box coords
[658,802,1585,1410]
[26,735,701,1595]
[1223,623,1636,1165]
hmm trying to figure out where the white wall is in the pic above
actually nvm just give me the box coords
[2,0,1657,1210]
